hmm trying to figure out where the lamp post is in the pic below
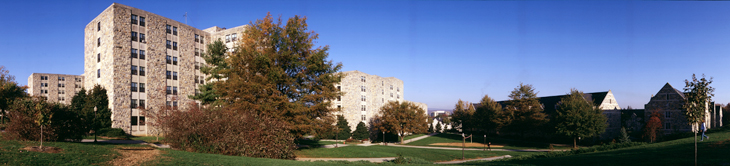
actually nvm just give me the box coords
[93,106,97,143]
[483,135,486,151]
[383,131,386,146]
[462,133,472,160]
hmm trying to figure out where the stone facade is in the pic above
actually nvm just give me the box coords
[644,83,722,135]
[333,70,427,132]
[83,3,247,135]
[27,73,84,105]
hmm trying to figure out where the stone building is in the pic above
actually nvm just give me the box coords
[644,83,723,135]
[27,73,84,105]
[333,70,428,132]
[83,3,247,135]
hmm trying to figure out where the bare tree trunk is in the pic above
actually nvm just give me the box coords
[694,123,697,166]
[573,137,577,149]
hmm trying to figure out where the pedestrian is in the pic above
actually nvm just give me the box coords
[487,142,491,151]
[701,121,709,141]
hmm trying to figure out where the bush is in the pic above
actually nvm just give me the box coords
[352,121,369,140]
[163,106,296,159]
[4,98,85,142]
[98,128,127,137]
[388,153,432,164]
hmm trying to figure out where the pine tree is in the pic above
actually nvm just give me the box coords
[436,123,443,133]
[619,127,631,143]
[428,123,433,133]
[189,39,227,106]
[452,99,476,133]
[504,83,548,138]
[335,115,351,140]
[475,95,505,135]
[352,121,369,140]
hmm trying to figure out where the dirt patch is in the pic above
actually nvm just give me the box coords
[430,142,504,148]
[21,146,63,153]
[708,138,730,148]
[109,146,160,166]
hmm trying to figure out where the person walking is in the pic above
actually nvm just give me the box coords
[700,121,709,141]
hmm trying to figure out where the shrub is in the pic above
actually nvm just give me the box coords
[352,121,369,140]
[4,98,85,142]
[98,128,127,137]
[389,153,432,164]
[163,106,296,159]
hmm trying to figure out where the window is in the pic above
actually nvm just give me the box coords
[58,90,64,94]
[173,72,178,80]
[173,86,178,95]
[131,14,138,24]
[59,77,65,81]
[140,17,145,26]
[75,84,81,88]
[382,81,383,86]
[166,71,171,79]
[166,56,172,64]
[390,93,393,97]
[76,78,82,82]
[97,53,100,62]
[397,87,400,92]
[97,37,100,47]
[200,36,204,43]
[195,48,199,56]
[382,98,384,103]
[166,86,171,94]
[41,76,48,80]
[397,94,400,99]
[43,90,48,94]
[173,26,178,35]
[390,85,393,90]
[58,84,65,88]
[166,25,171,33]
[225,35,230,43]
[131,82,138,92]
[139,116,145,125]
[361,105,366,111]
[97,69,100,78]
[139,67,146,76]
[173,101,178,110]
[60,97,65,101]
[139,99,146,109]
[140,33,146,42]
[195,34,200,42]
[337,96,341,101]
[131,99,138,108]
[231,33,237,41]
[42,83,48,87]
[665,123,671,130]
[195,76,199,84]
[199,76,205,84]
[665,111,671,118]
[173,57,178,65]
[131,65,138,75]
[97,22,101,31]
[131,116,138,125]
[337,105,341,110]
[139,50,146,59]
[131,31,138,41]
[361,76,366,82]
[166,101,171,109]
[362,115,366,121]
[166,40,171,49]
[139,83,145,92]
[361,95,366,101]
[131,49,138,58]
[382,89,384,94]
[173,42,178,50]
[361,86,366,92]
[337,86,341,91]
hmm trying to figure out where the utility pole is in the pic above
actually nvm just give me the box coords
[184,12,188,24]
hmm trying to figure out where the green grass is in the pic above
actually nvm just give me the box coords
[462,129,730,166]
[0,139,121,165]
[296,145,539,162]
[407,133,572,150]
[132,136,165,143]
[403,134,426,141]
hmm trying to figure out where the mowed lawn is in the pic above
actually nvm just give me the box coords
[0,138,122,165]
[407,133,572,150]
[465,129,730,166]
[295,145,540,162]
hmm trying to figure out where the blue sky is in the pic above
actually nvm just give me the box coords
[1,1,729,110]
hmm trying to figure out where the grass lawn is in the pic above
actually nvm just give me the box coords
[464,129,730,166]
[296,145,540,162]
[407,133,572,150]
[403,133,426,140]
[0,139,122,165]
[147,149,356,166]
[132,136,165,143]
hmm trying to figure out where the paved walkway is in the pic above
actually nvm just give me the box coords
[388,144,553,152]
[80,139,170,148]
[402,133,439,144]
[296,157,396,163]
[434,155,512,164]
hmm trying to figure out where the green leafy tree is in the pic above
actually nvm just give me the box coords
[504,83,548,138]
[334,115,351,140]
[474,95,506,135]
[189,39,228,106]
[683,74,714,166]
[374,101,428,144]
[352,121,369,140]
[35,103,52,149]
[86,85,111,141]
[553,89,608,149]
[451,99,476,133]
[0,66,27,124]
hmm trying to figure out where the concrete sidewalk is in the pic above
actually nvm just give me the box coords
[296,157,396,163]
[401,133,439,144]
[388,144,553,152]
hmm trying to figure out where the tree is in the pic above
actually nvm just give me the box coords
[373,101,428,144]
[619,127,631,143]
[683,74,714,166]
[474,95,506,135]
[553,89,608,149]
[451,99,476,133]
[643,110,663,143]
[189,39,227,106]
[436,123,443,133]
[723,103,730,127]
[35,103,52,149]
[352,121,369,140]
[86,85,111,141]
[0,66,27,124]
[428,123,433,133]
[217,13,343,137]
[334,115,351,140]
[504,83,548,138]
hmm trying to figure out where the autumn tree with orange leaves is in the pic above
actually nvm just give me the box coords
[216,13,343,137]
[643,110,663,143]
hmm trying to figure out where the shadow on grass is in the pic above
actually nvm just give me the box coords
[409,133,563,149]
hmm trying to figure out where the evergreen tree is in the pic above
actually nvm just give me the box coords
[504,83,548,138]
[619,127,631,143]
[189,39,227,106]
[86,85,111,141]
[436,123,443,133]
[334,115,351,140]
[428,123,433,133]
[474,95,505,135]
[352,121,369,140]
[451,99,476,133]
[553,89,607,149]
